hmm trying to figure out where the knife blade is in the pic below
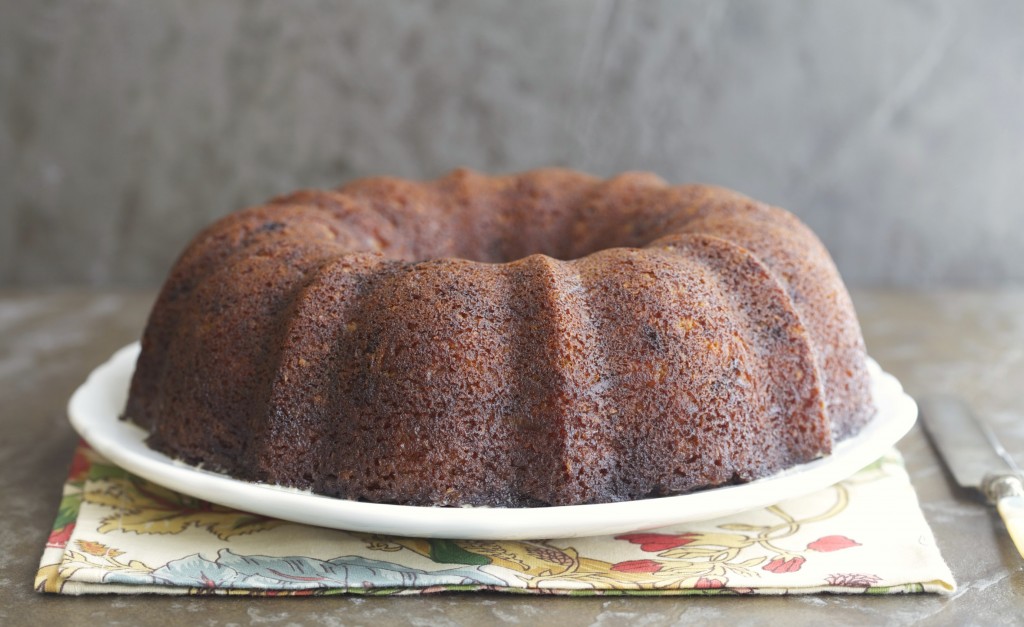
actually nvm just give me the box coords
[919,396,1024,558]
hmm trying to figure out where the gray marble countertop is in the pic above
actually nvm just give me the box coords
[2,289,1023,626]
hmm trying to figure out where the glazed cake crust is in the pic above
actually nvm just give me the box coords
[124,168,874,507]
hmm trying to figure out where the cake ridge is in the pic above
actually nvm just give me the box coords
[658,233,830,464]
[257,251,397,492]
[518,253,612,505]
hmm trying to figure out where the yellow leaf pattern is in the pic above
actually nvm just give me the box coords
[84,471,285,540]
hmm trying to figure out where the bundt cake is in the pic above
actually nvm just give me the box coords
[123,168,874,508]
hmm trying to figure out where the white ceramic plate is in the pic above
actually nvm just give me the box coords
[69,343,916,540]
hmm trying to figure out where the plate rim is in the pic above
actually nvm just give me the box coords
[68,342,917,540]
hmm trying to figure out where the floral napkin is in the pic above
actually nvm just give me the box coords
[37,442,954,596]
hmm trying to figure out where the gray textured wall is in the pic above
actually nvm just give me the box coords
[2,0,1023,287]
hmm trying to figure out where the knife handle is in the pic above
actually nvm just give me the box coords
[997,496,1024,558]
[988,474,1024,559]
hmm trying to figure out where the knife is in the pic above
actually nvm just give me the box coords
[919,396,1024,558]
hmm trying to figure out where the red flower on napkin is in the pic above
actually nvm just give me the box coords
[610,559,664,574]
[614,533,698,552]
[807,535,861,552]
[695,577,725,589]
[763,556,805,573]
[46,523,75,549]
[68,445,92,482]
